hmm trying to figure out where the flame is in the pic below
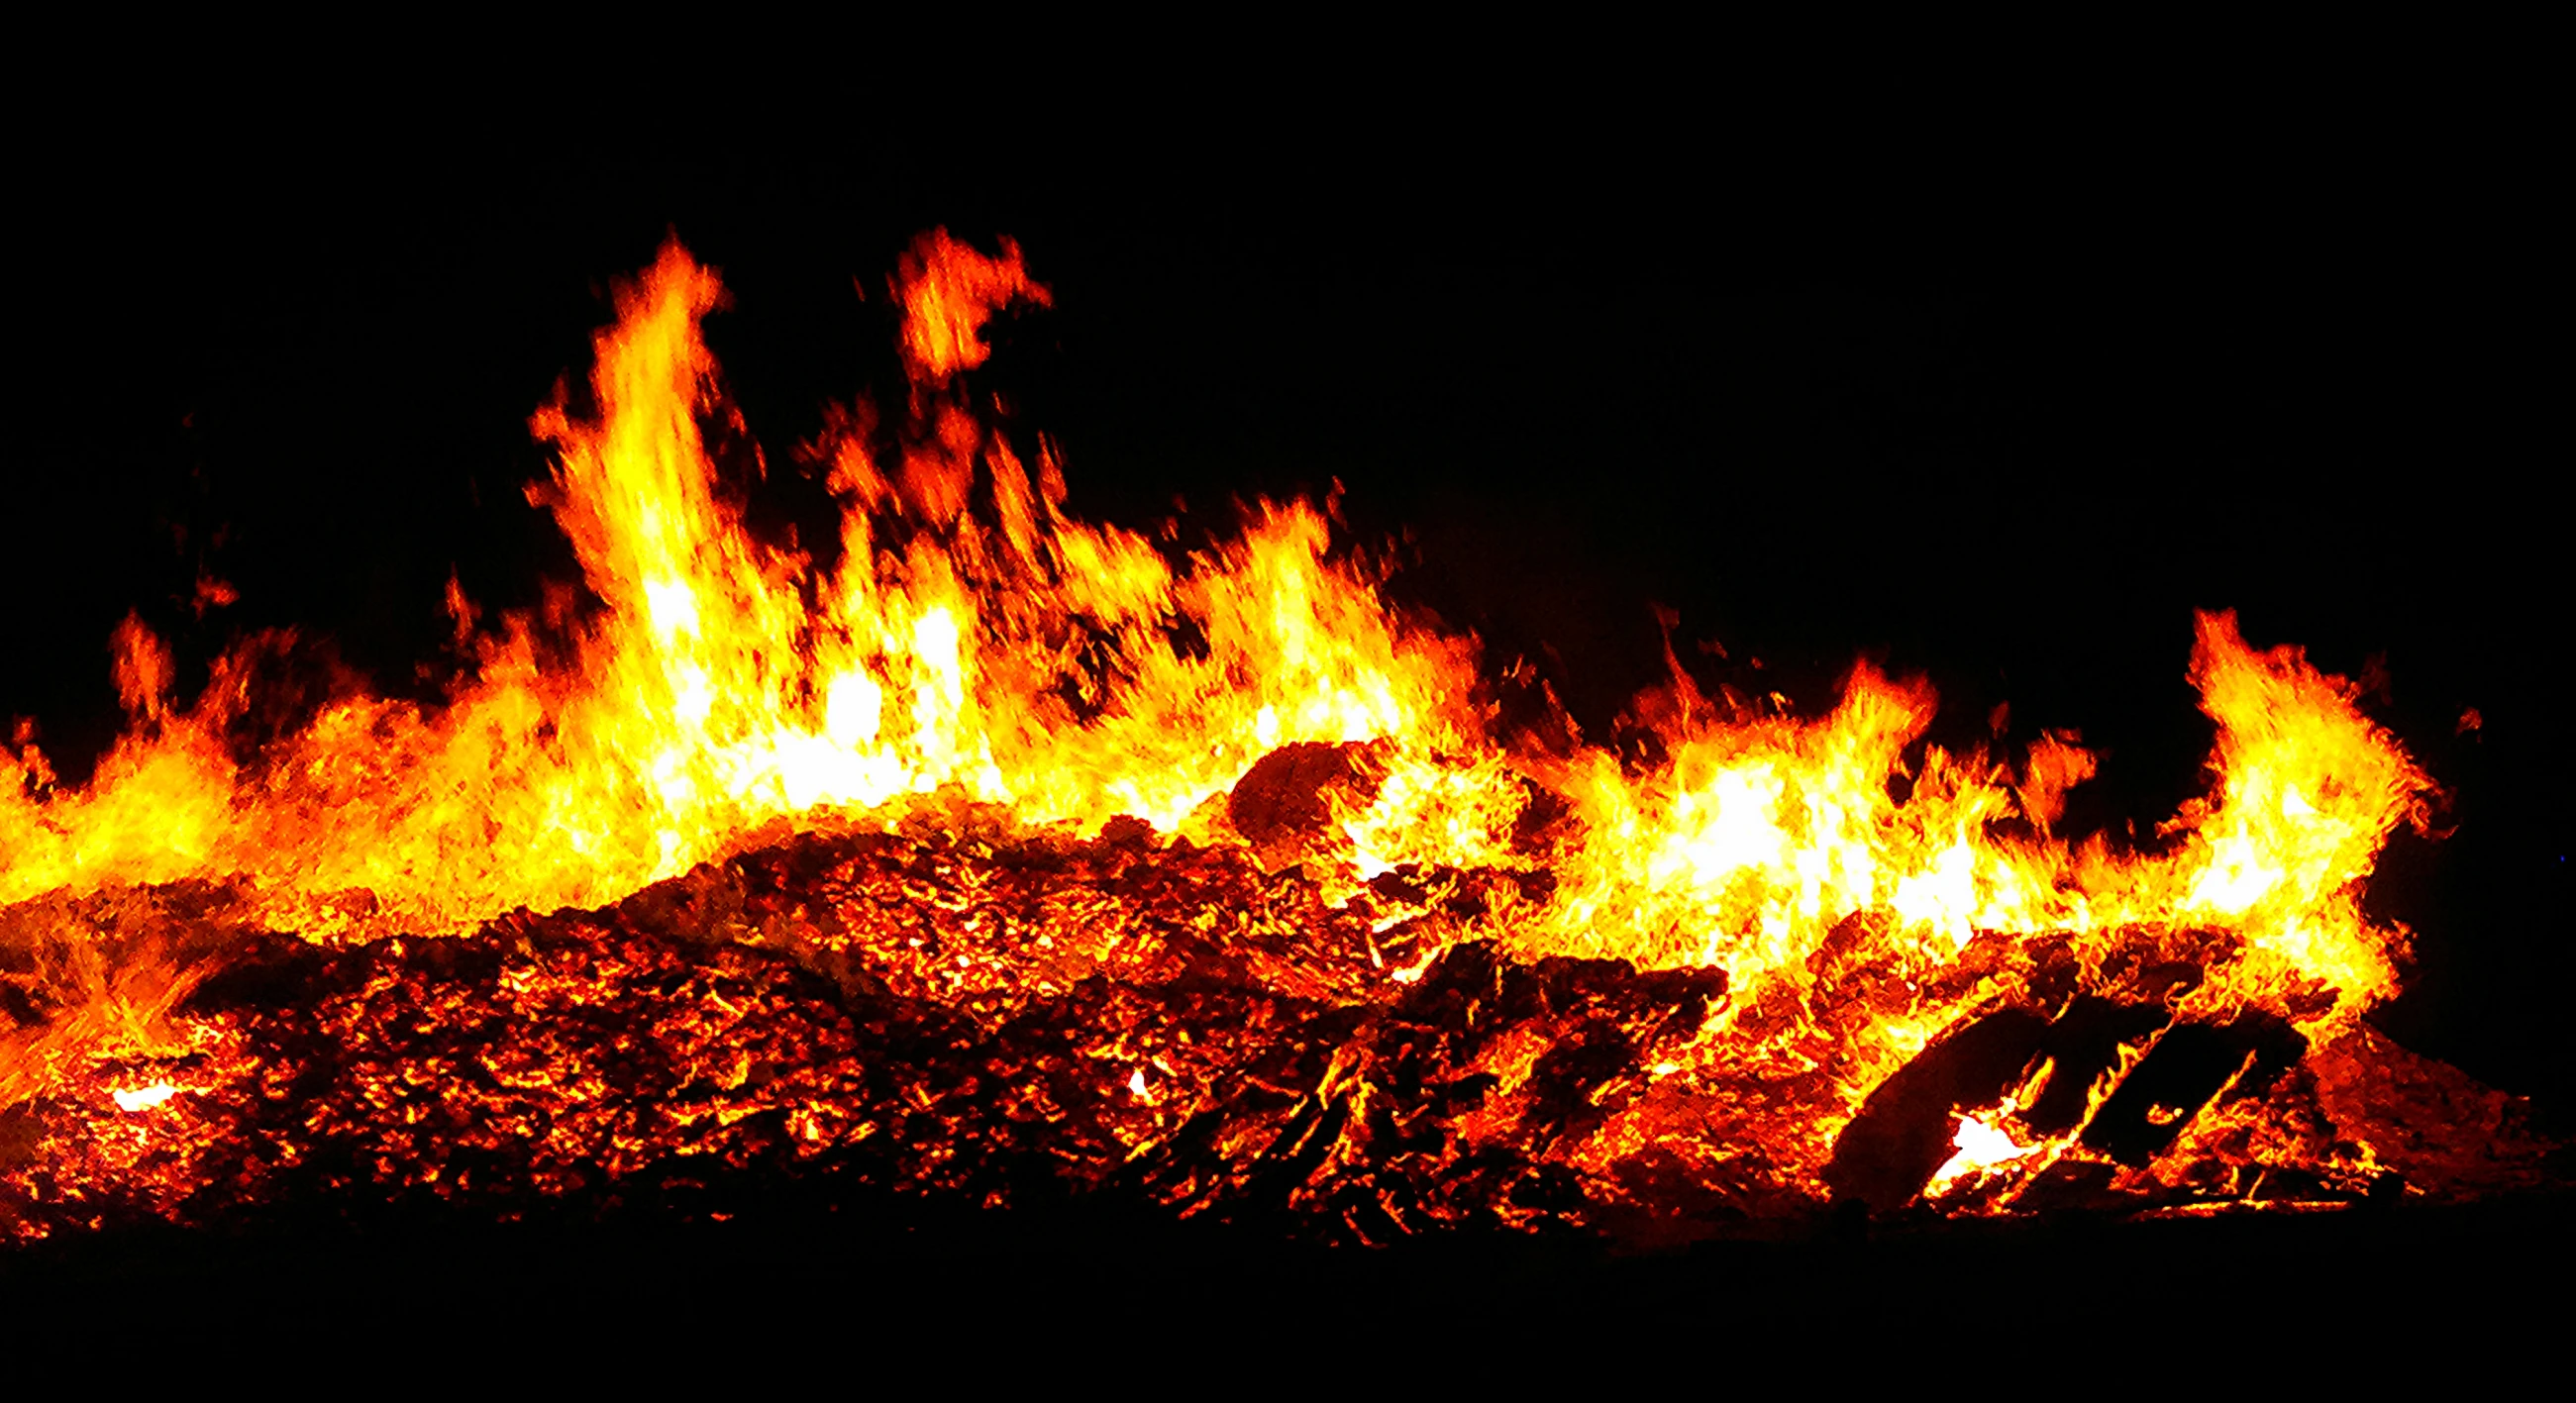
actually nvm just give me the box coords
[1502,612,2430,1046]
[110,1082,179,1113]
[0,231,2441,1194]
[1925,1110,2039,1198]
[0,234,1483,939]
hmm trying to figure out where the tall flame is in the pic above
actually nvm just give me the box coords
[0,236,1485,941]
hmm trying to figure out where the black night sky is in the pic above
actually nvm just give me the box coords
[8,95,2568,1175]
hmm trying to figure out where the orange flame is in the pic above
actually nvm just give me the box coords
[0,232,2436,1144]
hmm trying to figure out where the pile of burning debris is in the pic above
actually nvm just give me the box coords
[2,750,2552,1248]
[0,231,2560,1254]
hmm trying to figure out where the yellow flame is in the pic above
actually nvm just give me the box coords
[0,231,2434,1118]
[110,1082,179,1113]
[1924,1111,2040,1198]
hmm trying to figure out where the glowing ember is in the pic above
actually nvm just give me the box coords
[1924,1111,2038,1199]
[0,231,2553,1246]
[109,1084,178,1113]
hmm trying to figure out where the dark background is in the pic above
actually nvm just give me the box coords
[6,99,2565,1126]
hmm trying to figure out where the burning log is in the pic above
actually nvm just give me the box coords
[1225,741,1380,872]
[1825,1008,2053,1213]
[2080,1014,2308,1167]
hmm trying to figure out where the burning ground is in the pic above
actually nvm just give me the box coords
[0,233,2557,1247]
[1,798,2554,1247]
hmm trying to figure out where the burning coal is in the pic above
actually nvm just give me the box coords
[0,234,2552,1244]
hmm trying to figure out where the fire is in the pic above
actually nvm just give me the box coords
[1924,1111,2039,1199]
[0,235,1486,937]
[108,1083,178,1113]
[0,230,2531,1243]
